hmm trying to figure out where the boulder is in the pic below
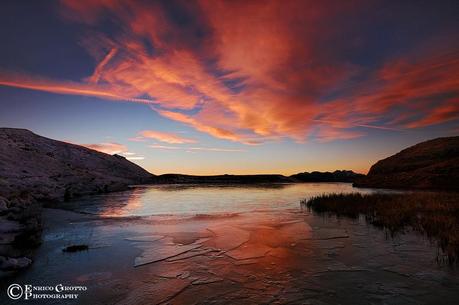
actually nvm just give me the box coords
[0,256,32,270]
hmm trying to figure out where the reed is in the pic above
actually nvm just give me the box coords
[302,192,459,264]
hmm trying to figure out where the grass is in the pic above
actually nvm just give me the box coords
[301,192,459,265]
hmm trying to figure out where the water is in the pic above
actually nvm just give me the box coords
[63,183,385,217]
[3,183,457,304]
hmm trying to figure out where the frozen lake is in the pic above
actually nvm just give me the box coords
[1,183,457,304]
[60,183,387,216]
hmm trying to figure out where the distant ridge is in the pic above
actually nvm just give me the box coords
[290,170,364,183]
[152,174,292,184]
[152,170,364,184]
[354,136,459,190]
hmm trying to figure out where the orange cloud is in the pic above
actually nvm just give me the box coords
[83,142,128,154]
[0,0,457,145]
[0,73,156,105]
[149,144,243,152]
[406,98,459,128]
[87,47,118,84]
[152,108,262,144]
[149,145,181,150]
[189,147,244,152]
[139,130,196,144]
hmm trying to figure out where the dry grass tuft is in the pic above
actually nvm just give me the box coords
[302,192,459,265]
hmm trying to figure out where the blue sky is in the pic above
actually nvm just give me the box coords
[0,0,458,174]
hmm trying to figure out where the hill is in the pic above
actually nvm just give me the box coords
[0,128,153,270]
[354,137,459,190]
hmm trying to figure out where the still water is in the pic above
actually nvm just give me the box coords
[64,183,384,216]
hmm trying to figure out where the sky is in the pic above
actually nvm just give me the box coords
[0,0,458,175]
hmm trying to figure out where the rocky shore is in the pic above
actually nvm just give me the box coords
[0,128,153,272]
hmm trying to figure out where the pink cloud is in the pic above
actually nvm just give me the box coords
[149,144,243,152]
[0,0,457,145]
[149,145,181,150]
[139,130,196,144]
[82,142,128,155]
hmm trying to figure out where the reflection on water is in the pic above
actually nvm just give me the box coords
[6,208,457,305]
[63,183,384,217]
[4,184,458,305]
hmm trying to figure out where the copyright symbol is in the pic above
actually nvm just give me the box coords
[7,284,23,300]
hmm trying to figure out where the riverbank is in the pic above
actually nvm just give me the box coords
[303,192,459,264]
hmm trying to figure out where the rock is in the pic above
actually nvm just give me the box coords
[0,128,155,272]
[0,217,23,233]
[0,128,153,205]
[354,136,459,190]
[0,197,9,214]
[0,244,27,258]
[0,256,32,270]
[0,233,18,245]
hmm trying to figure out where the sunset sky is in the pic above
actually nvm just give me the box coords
[0,0,458,175]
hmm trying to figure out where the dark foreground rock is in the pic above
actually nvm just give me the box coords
[0,128,153,271]
[354,136,459,190]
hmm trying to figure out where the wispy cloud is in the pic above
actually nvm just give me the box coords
[125,156,145,160]
[82,142,127,154]
[139,130,196,144]
[149,144,181,150]
[0,75,156,105]
[120,152,136,156]
[120,151,145,161]
[149,144,243,152]
[189,147,244,152]
[128,136,148,142]
[81,142,145,160]
[0,0,457,144]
